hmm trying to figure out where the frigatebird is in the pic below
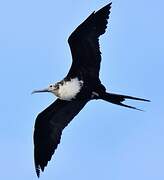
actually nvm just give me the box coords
[32,2,149,177]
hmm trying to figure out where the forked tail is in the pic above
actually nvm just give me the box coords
[101,92,150,111]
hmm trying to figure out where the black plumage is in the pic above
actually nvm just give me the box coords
[67,3,111,79]
[33,3,149,177]
[34,99,88,176]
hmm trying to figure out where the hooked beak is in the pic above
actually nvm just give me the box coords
[32,88,49,94]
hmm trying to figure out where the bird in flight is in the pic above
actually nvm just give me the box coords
[32,2,149,177]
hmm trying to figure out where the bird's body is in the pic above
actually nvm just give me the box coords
[32,3,150,177]
[53,78,84,100]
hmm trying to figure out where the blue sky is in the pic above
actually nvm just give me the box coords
[0,0,163,179]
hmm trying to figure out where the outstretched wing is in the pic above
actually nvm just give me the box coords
[34,98,88,177]
[67,3,112,79]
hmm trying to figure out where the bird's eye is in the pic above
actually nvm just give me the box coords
[50,85,53,88]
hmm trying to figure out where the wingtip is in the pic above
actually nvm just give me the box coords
[102,2,112,10]
[105,2,112,6]
[35,163,45,178]
[35,167,40,178]
[106,2,112,8]
[35,164,47,178]
[96,2,112,13]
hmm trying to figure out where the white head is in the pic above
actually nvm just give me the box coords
[32,78,83,101]
[32,83,60,97]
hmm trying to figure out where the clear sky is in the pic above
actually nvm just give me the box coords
[0,0,163,179]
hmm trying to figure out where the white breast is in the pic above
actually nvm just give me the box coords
[58,78,83,100]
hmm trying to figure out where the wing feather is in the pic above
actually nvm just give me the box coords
[34,98,88,177]
[67,3,112,79]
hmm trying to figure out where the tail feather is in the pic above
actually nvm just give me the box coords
[101,92,150,111]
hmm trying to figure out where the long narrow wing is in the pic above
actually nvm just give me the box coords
[67,3,112,79]
[34,98,88,177]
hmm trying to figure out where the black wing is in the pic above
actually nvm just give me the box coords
[34,98,88,177]
[67,3,112,80]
